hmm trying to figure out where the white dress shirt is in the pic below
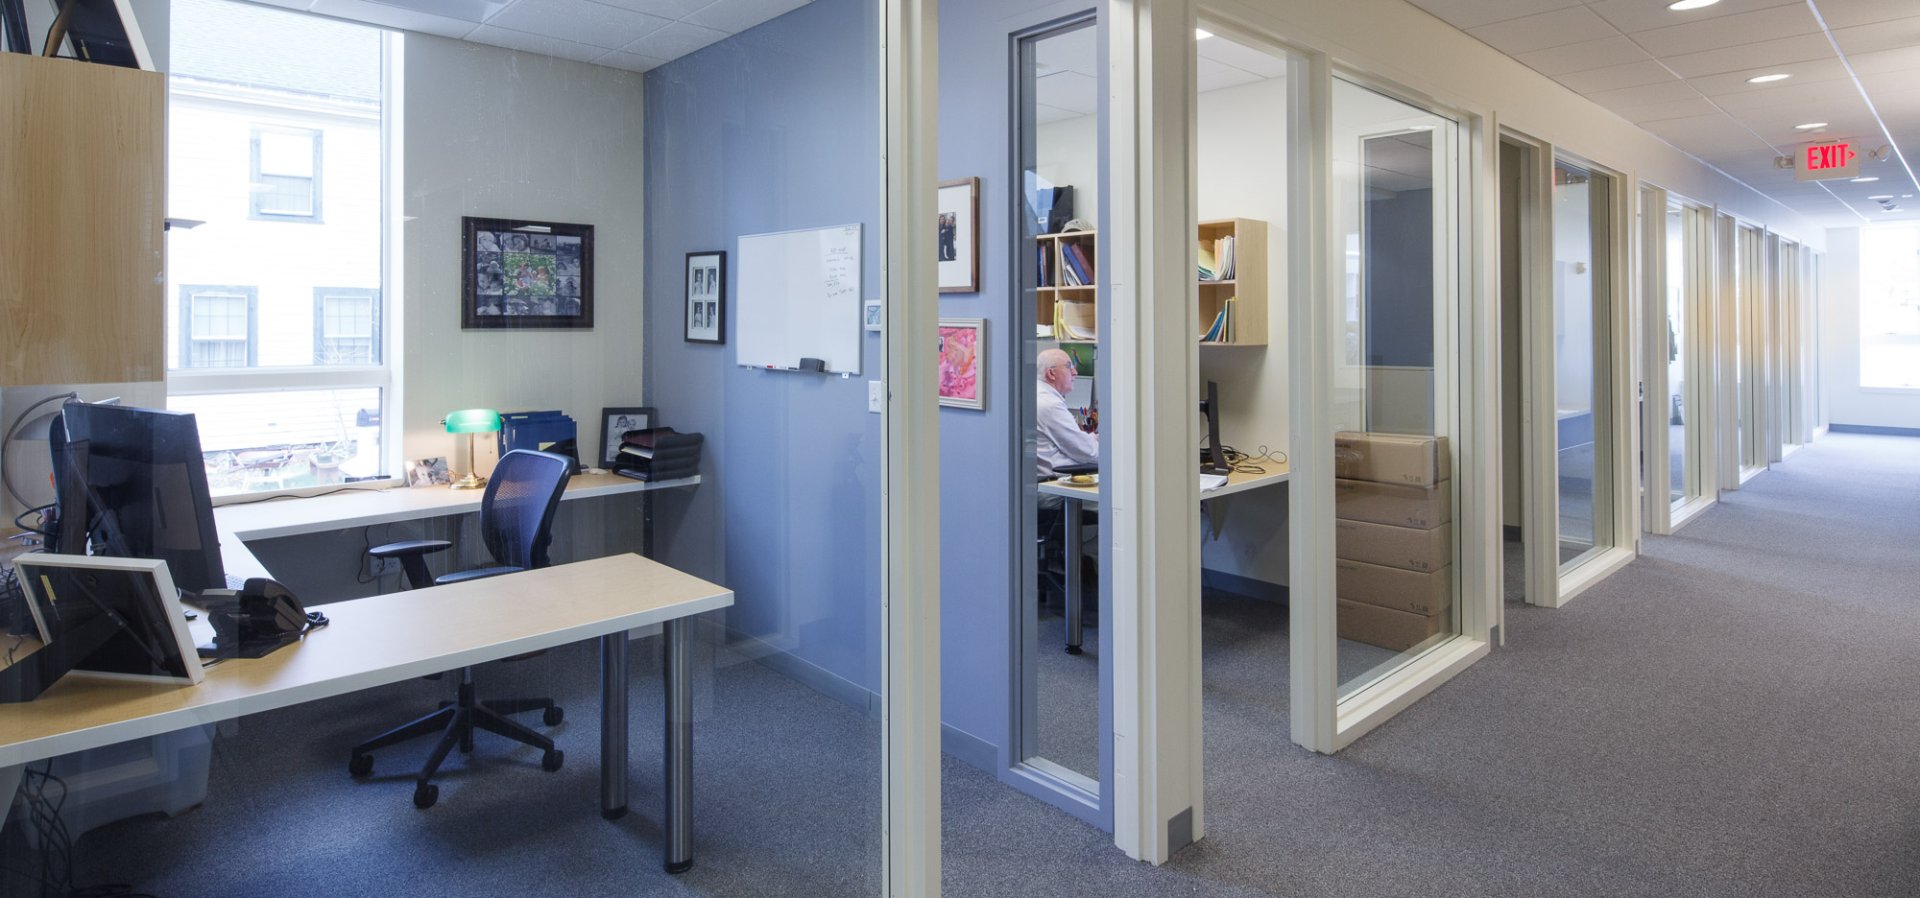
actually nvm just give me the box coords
[1037,380,1098,478]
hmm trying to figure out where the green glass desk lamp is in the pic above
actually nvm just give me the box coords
[444,408,501,490]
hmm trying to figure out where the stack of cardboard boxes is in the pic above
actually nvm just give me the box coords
[1333,431,1453,652]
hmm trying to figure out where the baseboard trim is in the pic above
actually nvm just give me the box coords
[1201,569,1288,603]
[941,724,996,773]
[1829,423,1920,437]
[726,626,881,719]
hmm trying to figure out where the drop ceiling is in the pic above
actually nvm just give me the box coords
[1409,0,1920,225]
[247,0,813,74]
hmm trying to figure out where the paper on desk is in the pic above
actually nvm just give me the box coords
[1200,473,1228,492]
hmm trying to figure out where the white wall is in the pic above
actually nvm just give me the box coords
[1822,227,1920,429]
[1037,114,1099,226]
[400,36,647,467]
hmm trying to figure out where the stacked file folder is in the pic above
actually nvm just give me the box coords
[614,427,704,482]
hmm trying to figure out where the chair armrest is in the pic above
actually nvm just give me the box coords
[370,539,452,558]
[433,565,526,586]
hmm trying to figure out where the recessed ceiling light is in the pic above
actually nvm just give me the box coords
[1195,28,1213,40]
[1747,73,1791,84]
[1852,176,1880,182]
[1793,122,1829,131]
[1667,0,1719,9]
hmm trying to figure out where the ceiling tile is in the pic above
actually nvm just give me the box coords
[1847,45,1920,75]
[1588,78,1704,107]
[1404,0,1580,31]
[1659,33,1834,78]
[1686,58,1849,96]
[619,21,728,58]
[1640,110,1770,148]
[309,0,482,37]
[593,0,715,18]
[592,48,669,71]
[1035,25,1098,78]
[1036,71,1098,116]
[1629,4,1822,58]
[1828,15,1920,55]
[1587,0,1799,35]
[463,24,609,62]
[485,0,670,49]
[1515,35,1651,74]
[1554,59,1679,92]
[1467,6,1616,55]
[1197,34,1289,78]
[1198,57,1266,93]
[683,0,812,33]
[1615,96,1724,123]
[1813,0,1920,29]
[1035,104,1080,125]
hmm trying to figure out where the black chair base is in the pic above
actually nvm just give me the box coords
[348,672,563,808]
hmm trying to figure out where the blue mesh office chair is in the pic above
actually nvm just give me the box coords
[347,449,573,809]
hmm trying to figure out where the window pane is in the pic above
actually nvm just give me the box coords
[257,130,314,176]
[1860,225,1920,389]
[171,388,384,491]
[1553,160,1613,569]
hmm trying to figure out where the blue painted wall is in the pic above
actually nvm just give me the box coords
[643,0,885,699]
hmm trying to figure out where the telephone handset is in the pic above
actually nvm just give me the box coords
[196,578,328,659]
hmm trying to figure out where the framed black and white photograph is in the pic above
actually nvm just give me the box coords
[684,251,726,344]
[938,177,979,293]
[598,406,656,468]
[462,216,595,329]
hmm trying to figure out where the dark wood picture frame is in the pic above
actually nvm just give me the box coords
[598,406,658,469]
[938,177,980,293]
[461,216,595,329]
[683,250,727,344]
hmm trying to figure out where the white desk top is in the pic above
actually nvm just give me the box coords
[215,472,698,579]
[0,553,732,767]
[1038,464,1289,503]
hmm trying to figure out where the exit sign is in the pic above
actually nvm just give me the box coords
[1797,141,1859,181]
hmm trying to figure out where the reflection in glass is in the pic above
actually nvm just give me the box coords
[1331,79,1460,698]
[1665,203,1688,507]
[1552,161,1612,569]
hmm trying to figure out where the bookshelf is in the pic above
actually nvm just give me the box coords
[1197,218,1267,348]
[1036,229,1097,344]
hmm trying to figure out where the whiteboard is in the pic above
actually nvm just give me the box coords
[735,224,862,374]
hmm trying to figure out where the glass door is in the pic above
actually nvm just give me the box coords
[1551,160,1613,571]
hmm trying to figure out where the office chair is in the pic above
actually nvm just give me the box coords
[348,449,573,809]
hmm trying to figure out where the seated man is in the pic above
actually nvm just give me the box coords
[1036,347,1097,483]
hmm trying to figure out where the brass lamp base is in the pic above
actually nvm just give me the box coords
[449,473,487,490]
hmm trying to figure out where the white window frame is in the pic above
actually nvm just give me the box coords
[178,284,257,368]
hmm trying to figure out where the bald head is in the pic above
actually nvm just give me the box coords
[1039,348,1076,394]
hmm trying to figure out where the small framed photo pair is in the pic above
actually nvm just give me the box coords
[684,251,726,344]
[461,216,594,329]
[598,406,657,469]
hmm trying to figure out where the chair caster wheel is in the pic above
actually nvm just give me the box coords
[349,754,373,777]
[543,706,564,726]
[413,783,439,809]
[1065,645,1083,655]
[543,749,564,772]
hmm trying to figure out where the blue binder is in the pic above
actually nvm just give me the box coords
[498,410,579,471]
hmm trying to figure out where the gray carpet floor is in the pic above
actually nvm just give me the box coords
[16,432,1918,897]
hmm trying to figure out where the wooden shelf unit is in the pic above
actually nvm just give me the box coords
[1036,229,1097,344]
[1197,218,1267,347]
[0,54,166,386]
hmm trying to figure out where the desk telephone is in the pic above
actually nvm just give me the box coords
[196,578,327,659]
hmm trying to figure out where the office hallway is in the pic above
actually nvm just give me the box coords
[42,434,1920,897]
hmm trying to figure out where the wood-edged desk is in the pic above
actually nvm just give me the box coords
[1039,464,1290,652]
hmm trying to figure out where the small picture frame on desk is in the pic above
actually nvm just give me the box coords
[684,251,726,344]
[599,406,657,469]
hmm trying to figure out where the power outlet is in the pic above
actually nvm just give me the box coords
[369,556,402,577]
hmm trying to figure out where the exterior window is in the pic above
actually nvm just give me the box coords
[1860,225,1920,389]
[250,127,321,220]
[167,0,394,495]
[314,288,378,364]
[180,286,257,368]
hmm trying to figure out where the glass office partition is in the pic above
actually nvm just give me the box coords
[1329,78,1462,698]
[1551,160,1613,570]
[1665,202,1690,509]
[10,1,905,895]
[1736,224,1763,474]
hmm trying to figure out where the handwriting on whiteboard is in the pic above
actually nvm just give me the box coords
[822,231,857,303]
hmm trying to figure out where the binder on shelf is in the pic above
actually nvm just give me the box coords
[499,410,580,473]
[1198,241,1218,281]
[1063,243,1094,286]
[1201,296,1238,344]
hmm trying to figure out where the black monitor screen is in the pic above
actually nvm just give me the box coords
[56,404,226,595]
[1201,380,1229,476]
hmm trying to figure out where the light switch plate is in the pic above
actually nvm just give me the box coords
[868,381,884,414]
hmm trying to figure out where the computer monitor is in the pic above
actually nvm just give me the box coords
[1200,380,1230,476]
[51,403,227,597]
[12,553,204,686]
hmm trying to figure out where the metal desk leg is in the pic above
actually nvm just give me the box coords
[599,632,629,820]
[1064,496,1084,655]
[663,616,694,874]
[0,764,21,838]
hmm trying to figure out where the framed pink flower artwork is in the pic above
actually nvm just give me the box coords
[937,317,985,410]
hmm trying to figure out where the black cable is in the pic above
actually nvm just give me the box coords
[1,392,78,512]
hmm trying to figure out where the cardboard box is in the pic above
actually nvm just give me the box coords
[1337,599,1449,652]
[1335,559,1451,615]
[1334,478,1451,528]
[1336,519,1452,572]
[1333,432,1451,486]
